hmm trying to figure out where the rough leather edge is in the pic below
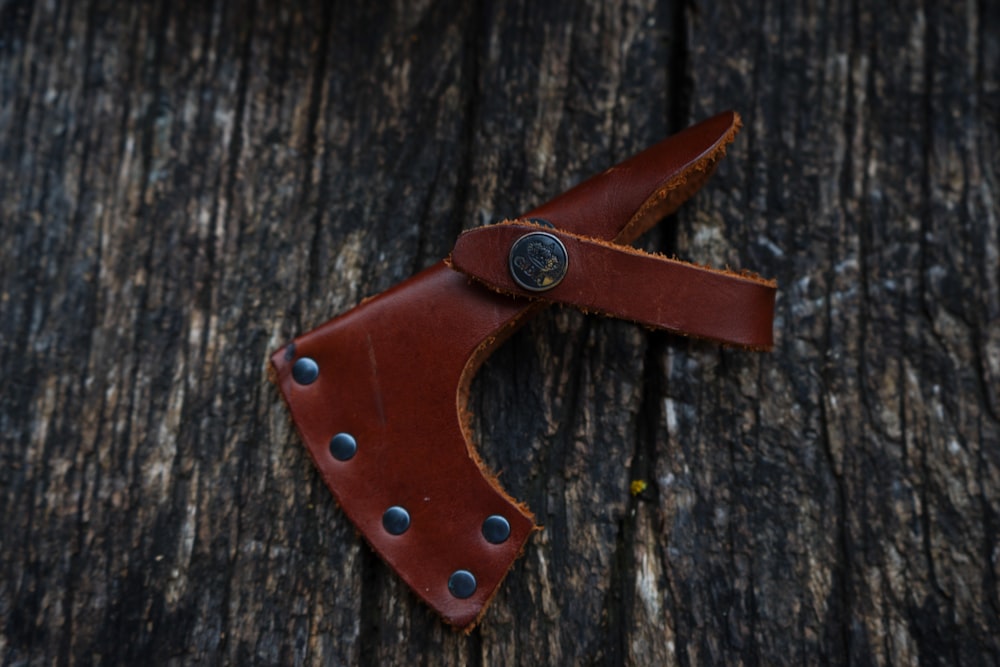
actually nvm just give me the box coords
[616,112,743,245]
[455,305,546,633]
[470,221,777,288]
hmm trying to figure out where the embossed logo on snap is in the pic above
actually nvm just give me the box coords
[508,231,568,292]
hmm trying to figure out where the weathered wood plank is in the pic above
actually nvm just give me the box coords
[0,0,997,665]
[675,0,1000,664]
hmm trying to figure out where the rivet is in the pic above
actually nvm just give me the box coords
[292,357,319,385]
[329,433,357,461]
[448,570,477,599]
[382,506,410,535]
[482,515,511,544]
[508,231,568,292]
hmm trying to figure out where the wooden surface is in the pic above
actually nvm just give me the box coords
[2,0,998,664]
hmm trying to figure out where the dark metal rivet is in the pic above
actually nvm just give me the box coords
[382,506,410,535]
[329,433,357,461]
[292,357,319,385]
[448,570,477,599]
[508,231,568,292]
[482,515,511,544]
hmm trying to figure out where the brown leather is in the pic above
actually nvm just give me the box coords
[269,111,766,631]
[450,222,776,349]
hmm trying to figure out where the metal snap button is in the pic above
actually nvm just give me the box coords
[508,231,568,292]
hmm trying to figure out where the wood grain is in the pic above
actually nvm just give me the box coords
[1,0,997,664]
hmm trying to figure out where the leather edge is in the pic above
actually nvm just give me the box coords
[454,308,545,631]
[616,110,742,245]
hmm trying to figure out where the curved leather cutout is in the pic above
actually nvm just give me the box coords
[270,111,747,630]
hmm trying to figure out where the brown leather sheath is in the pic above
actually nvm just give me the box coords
[269,111,776,631]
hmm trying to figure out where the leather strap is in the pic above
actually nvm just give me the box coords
[450,222,776,349]
[270,111,766,631]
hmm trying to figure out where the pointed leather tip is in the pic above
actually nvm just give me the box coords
[524,111,742,243]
